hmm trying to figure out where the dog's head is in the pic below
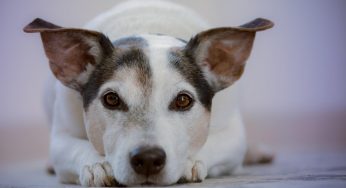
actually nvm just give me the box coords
[24,18,272,185]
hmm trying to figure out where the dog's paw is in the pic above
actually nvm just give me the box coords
[79,161,117,187]
[179,160,207,183]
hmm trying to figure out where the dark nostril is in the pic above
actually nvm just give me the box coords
[154,158,164,166]
[130,146,166,176]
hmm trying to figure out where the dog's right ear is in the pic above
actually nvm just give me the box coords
[24,18,113,91]
[185,18,273,92]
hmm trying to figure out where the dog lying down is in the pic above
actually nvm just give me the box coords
[24,0,273,186]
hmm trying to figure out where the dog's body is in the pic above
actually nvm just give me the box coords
[25,0,273,186]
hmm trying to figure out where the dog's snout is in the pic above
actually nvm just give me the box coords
[130,146,166,176]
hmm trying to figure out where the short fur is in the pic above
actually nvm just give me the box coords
[24,0,273,186]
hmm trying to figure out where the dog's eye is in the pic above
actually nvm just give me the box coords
[102,91,128,111]
[170,92,194,111]
[103,92,119,108]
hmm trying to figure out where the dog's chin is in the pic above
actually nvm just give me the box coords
[118,173,179,187]
[121,178,177,187]
[120,180,173,187]
[140,181,167,186]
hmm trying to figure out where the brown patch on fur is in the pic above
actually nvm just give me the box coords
[189,110,210,154]
[86,107,106,155]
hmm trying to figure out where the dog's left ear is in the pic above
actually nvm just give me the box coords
[24,18,113,91]
[185,18,273,92]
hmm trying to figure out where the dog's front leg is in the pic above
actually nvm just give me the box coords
[50,133,117,186]
[49,87,118,187]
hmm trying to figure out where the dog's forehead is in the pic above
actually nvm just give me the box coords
[82,34,213,111]
[140,34,186,48]
[128,34,213,111]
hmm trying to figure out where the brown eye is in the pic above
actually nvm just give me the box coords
[102,92,120,109]
[170,93,194,111]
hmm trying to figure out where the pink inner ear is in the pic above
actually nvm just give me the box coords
[42,32,96,89]
[53,44,87,83]
[205,40,245,80]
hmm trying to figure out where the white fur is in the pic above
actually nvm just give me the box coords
[47,0,246,186]
[84,0,208,40]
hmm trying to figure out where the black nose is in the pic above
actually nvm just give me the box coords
[130,146,166,176]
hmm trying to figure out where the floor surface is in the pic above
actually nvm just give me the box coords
[1,150,346,187]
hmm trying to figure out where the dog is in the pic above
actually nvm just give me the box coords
[24,0,273,186]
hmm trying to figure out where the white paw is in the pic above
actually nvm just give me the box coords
[79,161,117,187]
[180,160,207,183]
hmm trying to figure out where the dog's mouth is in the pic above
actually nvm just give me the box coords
[114,181,127,187]
[141,181,155,186]
[120,179,164,187]
[112,181,152,187]
[139,178,167,186]
[138,178,171,186]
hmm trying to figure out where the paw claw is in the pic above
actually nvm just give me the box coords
[180,160,207,183]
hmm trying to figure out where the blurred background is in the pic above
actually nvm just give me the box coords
[0,0,345,167]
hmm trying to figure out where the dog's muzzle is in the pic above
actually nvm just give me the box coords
[130,146,166,177]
